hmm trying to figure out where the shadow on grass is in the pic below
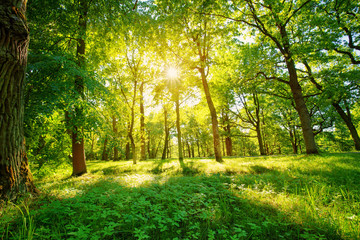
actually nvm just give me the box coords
[13,154,358,239]
[91,166,133,175]
[149,159,201,176]
[9,174,342,240]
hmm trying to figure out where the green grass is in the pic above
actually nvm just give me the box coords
[1,153,359,239]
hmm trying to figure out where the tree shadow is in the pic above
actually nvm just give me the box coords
[13,173,343,240]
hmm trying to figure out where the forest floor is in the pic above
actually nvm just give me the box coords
[1,153,359,239]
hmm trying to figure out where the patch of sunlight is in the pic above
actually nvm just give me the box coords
[61,187,84,198]
[121,174,157,187]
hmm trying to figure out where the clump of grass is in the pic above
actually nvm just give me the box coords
[1,153,359,239]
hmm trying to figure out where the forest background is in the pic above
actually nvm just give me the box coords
[24,0,360,172]
[0,0,360,239]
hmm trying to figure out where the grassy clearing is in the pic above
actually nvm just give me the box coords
[1,153,359,239]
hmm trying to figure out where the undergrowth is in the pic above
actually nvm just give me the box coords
[1,153,359,239]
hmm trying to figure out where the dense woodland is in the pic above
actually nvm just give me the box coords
[1,0,360,202]
[1,0,360,239]
[23,0,360,169]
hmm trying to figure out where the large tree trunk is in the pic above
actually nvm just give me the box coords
[285,57,318,154]
[175,91,184,163]
[275,26,318,155]
[71,0,89,176]
[140,82,146,160]
[199,68,223,162]
[0,0,38,201]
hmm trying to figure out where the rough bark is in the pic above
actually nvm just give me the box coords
[280,27,318,154]
[175,91,183,163]
[0,0,38,201]
[140,82,146,160]
[199,68,223,162]
[71,0,88,176]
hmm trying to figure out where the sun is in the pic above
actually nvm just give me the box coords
[166,67,179,80]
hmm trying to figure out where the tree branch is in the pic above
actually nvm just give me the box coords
[334,48,360,64]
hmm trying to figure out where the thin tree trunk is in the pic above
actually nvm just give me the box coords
[112,116,119,161]
[140,82,146,160]
[129,106,136,164]
[129,134,136,164]
[128,80,137,164]
[102,137,108,161]
[187,141,191,158]
[147,131,151,158]
[256,126,266,155]
[199,68,223,162]
[0,0,38,200]
[222,112,233,156]
[197,140,201,157]
[289,129,298,154]
[162,107,169,160]
[125,142,131,160]
[175,91,184,163]
[168,136,171,158]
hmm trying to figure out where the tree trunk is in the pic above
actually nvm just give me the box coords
[197,140,201,157]
[175,91,184,163]
[289,128,298,154]
[286,58,318,154]
[140,82,146,160]
[101,137,108,161]
[199,68,223,162]
[222,112,233,156]
[167,136,171,159]
[256,126,266,155]
[128,108,137,164]
[71,0,89,176]
[112,116,119,161]
[187,141,191,158]
[332,102,360,150]
[0,0,38,201]
[125,142,131,160]
[129,134,136,164]
[147,132,151,158]
[162,107,169,160]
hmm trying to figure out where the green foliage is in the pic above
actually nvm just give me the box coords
[2,153,360,239]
